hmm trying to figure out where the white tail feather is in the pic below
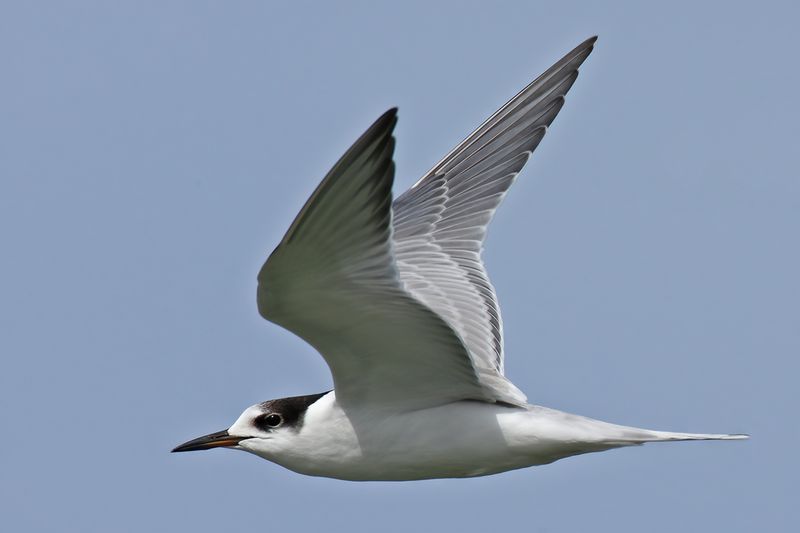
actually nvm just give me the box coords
[641,431,749,442]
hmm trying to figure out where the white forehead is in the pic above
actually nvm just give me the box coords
[228,404,265,437]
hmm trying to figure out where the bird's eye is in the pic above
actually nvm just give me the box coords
[256,413,283,430]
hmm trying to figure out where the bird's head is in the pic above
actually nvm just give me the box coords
[172,392,329,456]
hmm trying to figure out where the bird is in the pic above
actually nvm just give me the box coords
[172,36,747,481]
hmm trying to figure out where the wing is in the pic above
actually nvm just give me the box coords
[257,109,518,410]
[392,37,597,384]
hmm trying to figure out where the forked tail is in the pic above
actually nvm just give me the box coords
[588,417,750,446]
[638,430,749,443]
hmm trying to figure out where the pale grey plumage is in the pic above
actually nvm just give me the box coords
[257,37,597,410]
[393,37,595,384]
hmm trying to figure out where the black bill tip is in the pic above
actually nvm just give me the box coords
[172,429,245,453]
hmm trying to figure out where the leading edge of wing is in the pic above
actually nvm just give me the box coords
[412,36,597,188]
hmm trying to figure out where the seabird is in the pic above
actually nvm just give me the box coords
[173,36,746,480]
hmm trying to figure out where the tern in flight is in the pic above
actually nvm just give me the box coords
[173,36,746,480]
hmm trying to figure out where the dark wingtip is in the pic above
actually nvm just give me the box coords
[580,36,598,52]
[378,107,399,128]
[361,108,398,138]
[575,36,598,53]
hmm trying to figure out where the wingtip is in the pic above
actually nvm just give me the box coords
[381,107,398,121]
[556,36,598,68]
[353,108,398,145]
[373,107,398,131]
[581,35,598,50]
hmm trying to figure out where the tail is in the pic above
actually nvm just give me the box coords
[636,430,749,443]
[522,409,748,460]
[587,418,750,446]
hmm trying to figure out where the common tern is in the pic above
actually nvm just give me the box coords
[173,36,747,480]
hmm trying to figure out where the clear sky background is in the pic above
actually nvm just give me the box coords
[2,2,797,532]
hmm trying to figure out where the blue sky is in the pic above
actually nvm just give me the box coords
[2,2,797,532]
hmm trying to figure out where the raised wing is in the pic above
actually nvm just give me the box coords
[393,36,597,380]
[257,109,521,410]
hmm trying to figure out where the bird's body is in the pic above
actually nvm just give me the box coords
[230,392,741,481]
[173,36,746,480]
